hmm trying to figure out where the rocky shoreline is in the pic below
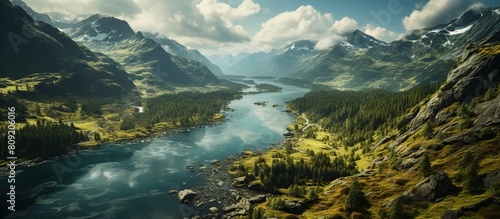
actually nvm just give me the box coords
[171,141,287,219]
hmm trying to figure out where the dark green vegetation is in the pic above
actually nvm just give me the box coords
[0,0,135,97]
[0,120,87,158]
[120,91,240,130]
[287,84,438,146]
[248,151,357,190]
[255,84,283,93]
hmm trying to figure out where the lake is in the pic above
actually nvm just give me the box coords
[1,80,308,219]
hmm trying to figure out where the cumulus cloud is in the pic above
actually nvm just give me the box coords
[253,6,363,50]
[24,0,260,49]
[253,5,334,47]
[314,17,359,49]
[24,0,141,18]
[315,35,345,50]
[402,0,481,31]
[362,24,401,43]
[329,17,358,35]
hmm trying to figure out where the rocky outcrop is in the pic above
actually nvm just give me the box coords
[441,209,464,219]
[407,171,456,202]
[483,170,500,187]
[284,200,306,214]
[407,32,500,134]
[178,189,198,203]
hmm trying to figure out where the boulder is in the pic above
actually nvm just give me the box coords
[401,157,419,169]
[178,189,198,203]
[441,209,464,219]
[483,170,500,187]
[223,198,250,213]
[249,194,267,204]
[408,171,456,202]
[284,200,306,214]
[168,190,178,195]
[209,207,218,213]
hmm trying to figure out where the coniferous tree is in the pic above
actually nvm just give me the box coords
[420,153,431,177]
[422,120,434,139]
[345,178,369,212]
[389,196,405,219]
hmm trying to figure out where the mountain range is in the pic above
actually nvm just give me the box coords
[8,0,227,97]
[1,0,135,97]
[217,7,500,91]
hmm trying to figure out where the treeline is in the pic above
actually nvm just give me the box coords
[0,120,87,158]
[287,84,438,146]
[255,84,283,93]
[121,91,240,130]
[234,150,358,190]
[0,93,28,121]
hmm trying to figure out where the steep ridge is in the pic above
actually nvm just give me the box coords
[144,32,224,76]
[369,31,500,218]
[224,7,500,91]
[66,15,220,96]
[0,0,135,96]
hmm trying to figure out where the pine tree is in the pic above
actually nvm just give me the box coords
[345,178,369,212]
[419,153,431,177]
[422,120,434,139]
[389,196,405,219]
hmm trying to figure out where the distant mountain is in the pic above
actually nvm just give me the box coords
[144,32,224,75]
[208,53,250,74]
[0,0,135,96]
[345,29,388,49]
[225,7,500,91]
[10,0,74,28]
[66,15,220,96]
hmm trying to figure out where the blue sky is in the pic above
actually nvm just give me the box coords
[24,0,500,55]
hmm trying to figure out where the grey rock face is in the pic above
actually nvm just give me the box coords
[408,171,456,202]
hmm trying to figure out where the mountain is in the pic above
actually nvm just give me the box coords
[10,0,74,28]
[143,32,224,75]
[224,7,500,91]
[345,29,388,49]
[365,30,500,218]
[0,0,135,96]
[66,15,220,96]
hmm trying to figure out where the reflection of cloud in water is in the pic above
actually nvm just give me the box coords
[195,124,261,150]
[253,106,289,134]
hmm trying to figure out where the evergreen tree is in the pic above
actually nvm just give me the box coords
[389,196,405,219]
[345,178,369,212]
[422,120,434,139]
[419,153,431,177]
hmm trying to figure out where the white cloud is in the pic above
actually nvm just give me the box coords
[329,17,358,35]
[24,0,260,51]
[315,35,344,50]
[402,0,480,31]
[252,5,334,47]
[313,17,359,49]
[362,24,401,42]
[24,0,141,19]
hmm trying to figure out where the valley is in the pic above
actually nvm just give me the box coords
[1,0,500,219]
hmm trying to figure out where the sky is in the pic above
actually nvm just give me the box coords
[23,0,500,55]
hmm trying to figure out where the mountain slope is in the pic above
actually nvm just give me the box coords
[224,7,500,91]
[0,0,135,96]
[144,32,224,76]
[66,15,220,96]
[366,31,500,218]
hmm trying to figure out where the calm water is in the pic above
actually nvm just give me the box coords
[1,80,308,219]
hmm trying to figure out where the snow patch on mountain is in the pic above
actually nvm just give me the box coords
[449,24,473,35]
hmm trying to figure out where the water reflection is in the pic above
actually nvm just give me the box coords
[2,80,308,218]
